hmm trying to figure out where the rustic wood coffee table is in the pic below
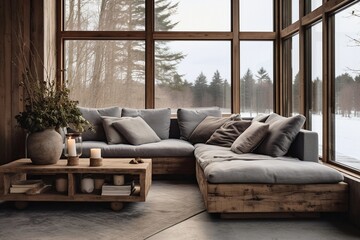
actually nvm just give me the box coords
[0,158,152,211]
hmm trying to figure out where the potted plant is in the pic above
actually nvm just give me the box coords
[15,48,92,164]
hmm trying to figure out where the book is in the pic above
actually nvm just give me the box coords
[10,180,45,194]
[11,180,43,188]
[101,181,135,196]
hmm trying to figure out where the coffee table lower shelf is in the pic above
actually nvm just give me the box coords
[0,158,152,211]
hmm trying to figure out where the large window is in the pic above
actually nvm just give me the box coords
[240,41,274,117]
[155,41,231,112]
[155,0,231,31]
[64,0,146,31]
[240,0,273,31]
[280,0,360,173]
[64,40,145,108]
[333,2,360,170]
[60,0,276,113]
[283,0,299,28]
[307,22,323,156]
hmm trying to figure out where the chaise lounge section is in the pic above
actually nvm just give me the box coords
[195,130,348,214]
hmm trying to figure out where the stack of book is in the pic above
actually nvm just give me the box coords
[101,181,135,196]
[10,180,44,194]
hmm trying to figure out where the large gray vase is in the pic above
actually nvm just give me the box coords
[27,128,63,165]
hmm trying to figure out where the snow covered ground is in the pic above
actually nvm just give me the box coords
[312,114,360,170]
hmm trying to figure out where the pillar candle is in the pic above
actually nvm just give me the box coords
[90,148,101,158]
[67,138,77,157]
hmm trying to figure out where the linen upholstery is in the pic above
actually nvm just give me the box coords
[81,139,194,158]
[121,108,171,139]
[255,113,306,157]
[177,107,222,140]
[112,117,161,145]
[206,120,251,147]
[78,106,122,141]
[194,144,344,184]
[231,121,269,154]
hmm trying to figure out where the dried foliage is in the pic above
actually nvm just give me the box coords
[14,40,92,133]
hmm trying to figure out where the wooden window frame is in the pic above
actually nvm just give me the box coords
[280,0,359,174]
[56,0,278,113]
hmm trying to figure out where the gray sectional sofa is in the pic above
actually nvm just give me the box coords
[73,106,348,214]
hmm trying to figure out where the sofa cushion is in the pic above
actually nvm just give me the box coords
[78,106,122,141]
[81,139,194,158]
[255,113,306,157]
[188,116,230,144]
[112,117,161,145]
[121,108,171,139]
[206,120,252,147]
[135,139,195,157]
[194,144,344,184]
[101,116,128,144]
[81,141,137,158]
[231,121,269,154]
[177,107,222,140]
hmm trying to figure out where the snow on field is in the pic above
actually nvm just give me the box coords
[311,114,360,169]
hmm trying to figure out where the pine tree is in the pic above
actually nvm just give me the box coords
[292,73,300,114]
[335,73,354,117]
[241,69,255,115]
[154,0,185,86]
[193,72,208,106]
[255,67,271,114]
[312,77,322,114]
[209,70,224,108]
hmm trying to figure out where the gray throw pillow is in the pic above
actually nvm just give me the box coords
[188,116,231,144]
[206,120,252,147]
[231,121,269,154]
[255,113,306,157]
[78,106,122,141]
[112,117,161,145]
[177,107,222,140]
[101,116,128,144]
[122,108,171,140]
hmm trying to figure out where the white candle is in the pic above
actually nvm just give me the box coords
[113,175,125,186]
[90,148,101,158]
[67,139,77,157]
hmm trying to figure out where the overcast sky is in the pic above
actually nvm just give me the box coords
[164,0,360,82]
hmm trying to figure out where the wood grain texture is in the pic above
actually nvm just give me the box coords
[152,157,195,175]
[0,158,152,203]
[196,162,348,214]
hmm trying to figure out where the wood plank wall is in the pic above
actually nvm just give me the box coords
[0,0,28,165]
[0,0,54,165]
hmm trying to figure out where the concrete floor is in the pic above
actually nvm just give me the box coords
[1,180,360,240]
[148,212,360,240]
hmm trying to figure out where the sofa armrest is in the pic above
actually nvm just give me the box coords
[288,129,319,162]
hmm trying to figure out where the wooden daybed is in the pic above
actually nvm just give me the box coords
[196,162,348,215]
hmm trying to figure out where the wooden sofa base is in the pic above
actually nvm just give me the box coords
[196,162,348,214]
[152,157,195,175]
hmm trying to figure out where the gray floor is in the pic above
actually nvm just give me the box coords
[1,180,360,240]
[147,212,360,240]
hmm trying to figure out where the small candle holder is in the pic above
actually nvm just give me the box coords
[90,157,103,167]
[89,148,102,167]
[64,133,82,166]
